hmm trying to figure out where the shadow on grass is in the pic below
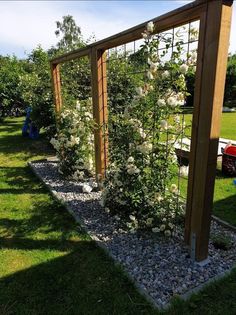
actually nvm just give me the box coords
[0,166,46,194]
[0,133,54,158]
[0,197,155,315]
[213,194,236,226]
[0,239,156,315]
[0,197,85,239]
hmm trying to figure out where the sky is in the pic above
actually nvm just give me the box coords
[0,0,235,58]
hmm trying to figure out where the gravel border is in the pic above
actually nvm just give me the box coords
[29,160,236,309]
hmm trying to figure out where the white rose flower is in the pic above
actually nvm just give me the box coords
[170,184,178,194]
[127,165,140,175]
[129,215,136,221]
[76,100,81,110]
[154,193,163,202]
[138,127,146,138]
[174,115,180,124]
[149,62,158,73]
[127,156,135,163]
[147,21,154,33]
[157,99,166,107]
[180,64,189,74]
[191,51,197,61]
[142,32,148,39]
[180,165,189,177]
[164,230,171,237]
[136,87,143,96]
[152,227,160,233]
[82,184,93,193]
[167,96,177,107]
[146,218,154,226]
[160,224,166,232]
[162,70,170,79]
[147,199,154,206]
[85,111,93,119]
[147,71,154,80]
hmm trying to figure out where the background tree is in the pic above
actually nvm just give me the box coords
[0,56,26,118]
[224,53,236,107]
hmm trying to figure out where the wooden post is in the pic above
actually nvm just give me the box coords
[185,0,233,262]
[90,48,108,178]
[51,63,63,114]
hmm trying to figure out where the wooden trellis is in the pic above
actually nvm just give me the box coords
[50,0,233,262]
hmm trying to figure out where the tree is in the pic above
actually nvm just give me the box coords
[55,15,84,52]
[0,56,26,118]
[224,53,236,107]
[20,46,55,133]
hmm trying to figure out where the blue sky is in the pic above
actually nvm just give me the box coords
[0,1,235,58]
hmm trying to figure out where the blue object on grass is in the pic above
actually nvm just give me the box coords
[29,122,39,140]
[22,107,39,139]
[233,179,236,185]
[22,107,32,136]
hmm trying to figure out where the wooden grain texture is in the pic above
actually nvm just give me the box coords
[51,48,90,65]
[51,63,62,114]
[185,0,233,261]
[91,48,108,178]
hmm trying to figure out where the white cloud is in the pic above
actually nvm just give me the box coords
[0,1,58,51]
[0,0,235,57]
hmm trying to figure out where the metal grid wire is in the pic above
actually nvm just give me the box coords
[60,56,92,106]
[59,56,96,176]
[104,20,200,204]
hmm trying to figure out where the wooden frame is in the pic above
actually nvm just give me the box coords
[50,0,233,262]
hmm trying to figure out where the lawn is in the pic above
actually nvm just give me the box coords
[0,117,236,315]
[184,112,236,140]
[178,112,236,225]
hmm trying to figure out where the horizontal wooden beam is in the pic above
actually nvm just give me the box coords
[51,47,90,65]
[50,0,209,65]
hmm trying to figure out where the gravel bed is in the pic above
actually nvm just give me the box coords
[30,160,236,308]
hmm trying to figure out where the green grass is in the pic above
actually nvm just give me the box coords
[0,117,236,315]
[0,117,157,315]
[184,112,236,140]
[181,112,236,225]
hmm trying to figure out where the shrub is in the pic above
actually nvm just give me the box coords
[211,233,233,250]
[101,22,197,234]
[50,98,95,180]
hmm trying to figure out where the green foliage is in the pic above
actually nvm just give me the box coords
[224,53,236,107]
[50,99,95,179]
[0,117,158,315]
[0,56,26,117]
[186,53,236,108]
[60,57,91,107]
[20,46,55,133]
[211,233,233,250]
[101,22,195,234]
[55,15,83,52]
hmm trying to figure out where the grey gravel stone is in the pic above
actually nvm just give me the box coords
[30,160,236,308]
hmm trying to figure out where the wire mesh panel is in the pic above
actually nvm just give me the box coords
[102,20,200,234]
[50,0,233,261]
[52,56,96,181]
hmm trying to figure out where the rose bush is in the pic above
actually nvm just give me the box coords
[101,22,197,235]
[50,98,95,181]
